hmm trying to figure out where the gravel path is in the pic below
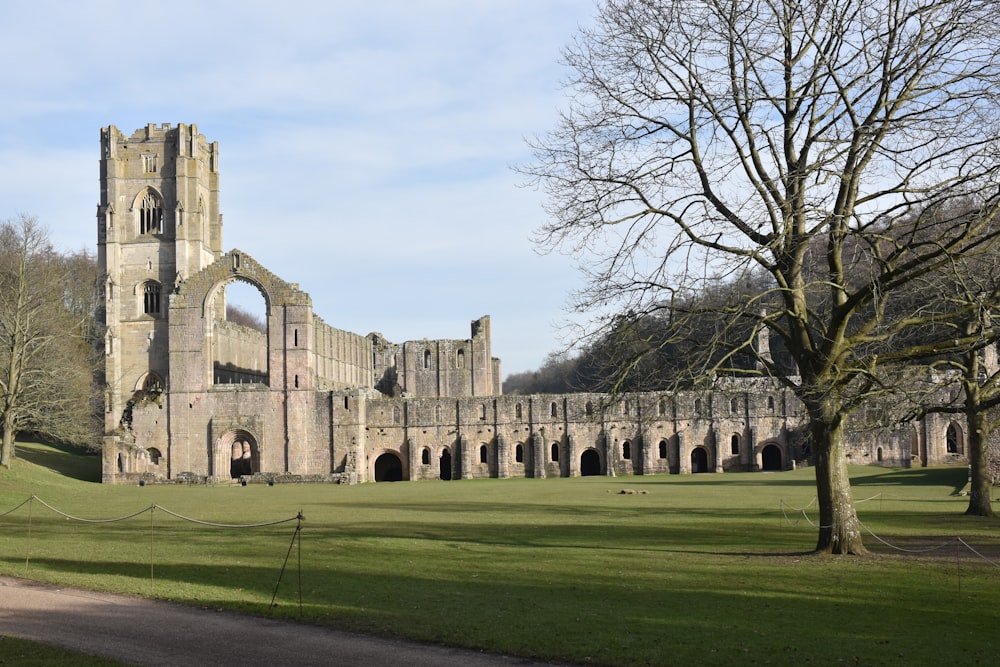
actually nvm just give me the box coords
[1,576,562,666]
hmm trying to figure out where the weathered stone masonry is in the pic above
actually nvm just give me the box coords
[98,124,969,484]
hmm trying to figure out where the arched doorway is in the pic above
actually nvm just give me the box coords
[374,452,403,482]
[220,429,259,479]
[439,449,453,480]
[761,444,783,471]
[580,449,601,476]
[690,447,709,473]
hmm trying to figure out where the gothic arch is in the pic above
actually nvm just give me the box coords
[217,428,260,479]
[946,422,965,455]
[203,274,272,320]
[130,187,165,236]
[133,371,164,394]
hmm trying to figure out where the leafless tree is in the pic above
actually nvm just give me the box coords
[525,0,1000,553]
[0,215,100,468]
[891,239,1000,517]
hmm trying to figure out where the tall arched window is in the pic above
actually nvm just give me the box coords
[515,443,524,463]
[622,441,632,460]
[731,434,740,456]
[139,190,163,235]
[551,443,559,462]
[550,402,558,418]
[457,349,465,368]
[480,445,488,464]
[947,423,961,454]
[142,281,161,315]
[424,349,432,369]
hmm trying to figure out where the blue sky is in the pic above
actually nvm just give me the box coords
[0,1,597,375]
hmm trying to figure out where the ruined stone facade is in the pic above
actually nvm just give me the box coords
[99,124,969,484]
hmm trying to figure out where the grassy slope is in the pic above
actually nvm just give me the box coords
[2,441,999,666]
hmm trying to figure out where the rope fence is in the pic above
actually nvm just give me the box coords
[0,495,305,615]
[779,494,1000,568]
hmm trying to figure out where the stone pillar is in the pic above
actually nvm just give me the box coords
[712,428,723,472]
[606,436,617,477]
[531,432,546,479]
[639,427,654,476]
[406,437,420,481]
[496,434,509,479]
[677,431,689,474]
[459,434,472,480]
[566,433,578,478]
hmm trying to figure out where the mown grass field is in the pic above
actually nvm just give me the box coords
[2,440,999,666]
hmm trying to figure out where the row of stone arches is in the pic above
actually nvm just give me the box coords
[687,443,784,473]
[371,442,787,481]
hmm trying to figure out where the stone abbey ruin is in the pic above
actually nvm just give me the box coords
[100,124,971,484]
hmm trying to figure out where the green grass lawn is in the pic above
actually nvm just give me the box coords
[2,440,999,666]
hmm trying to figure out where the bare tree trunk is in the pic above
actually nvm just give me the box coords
[964,403,994,517]
[812,416,867,554]
[1,417,13,468]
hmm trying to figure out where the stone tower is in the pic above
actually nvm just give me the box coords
[97,123,222,433]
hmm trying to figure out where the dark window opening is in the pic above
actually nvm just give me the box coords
[143,282,161,315]
[139,191,163,235]
[439,450,452,480]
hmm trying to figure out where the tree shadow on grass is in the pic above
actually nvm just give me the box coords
[16,441,102,483]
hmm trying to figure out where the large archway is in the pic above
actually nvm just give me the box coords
[375,452,403,482]
[761,444,783,471]
[439,449,453,480]
[209,277,269,386]
[580,448,601,476]
[690,447,709,473]
[374,452,403,482]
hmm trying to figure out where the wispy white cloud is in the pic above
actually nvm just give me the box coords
[0,0,594,374]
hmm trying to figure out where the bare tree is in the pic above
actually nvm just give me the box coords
[0,215,99,468]
[893,240,1000,517]
[525,0,1000,553]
